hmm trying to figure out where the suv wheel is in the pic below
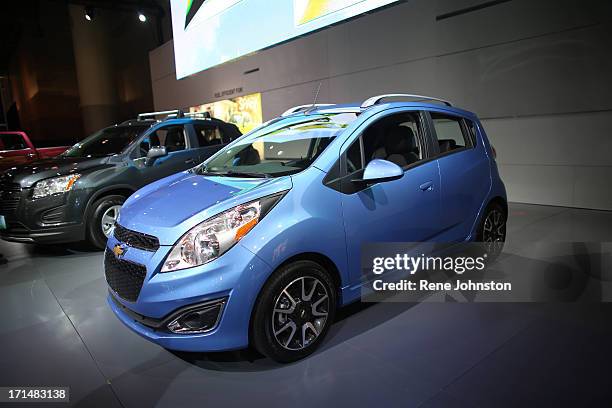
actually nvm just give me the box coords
[87,195,125,249]
[477,202,507,261]
[252,260,337,363]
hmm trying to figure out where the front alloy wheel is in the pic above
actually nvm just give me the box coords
[252,260,336,363]
[101,205,122,238]
[87,195,126,250]
[272,276,330,351]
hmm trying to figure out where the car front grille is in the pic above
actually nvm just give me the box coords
[0,183,23,216]
[104,250,147,302]
[113,223,160,252]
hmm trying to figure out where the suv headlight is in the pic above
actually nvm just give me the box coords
[162,193,285,272]
[32,174,81,199]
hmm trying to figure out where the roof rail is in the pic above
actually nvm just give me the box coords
[281,104,334,117]
[137,109,184,120]
[119,119,155,126]
[361,94,452,108]
[183,111,212,119]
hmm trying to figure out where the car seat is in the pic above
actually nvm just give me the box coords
[438,139,457,153]
[373,126,420,167]
[165,129,185,152]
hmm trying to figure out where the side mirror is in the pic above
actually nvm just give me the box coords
[145,146,167,166]
[353,159,403,185]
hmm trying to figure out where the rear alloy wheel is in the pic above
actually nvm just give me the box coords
[478,202,507,261]
[252,260,336,363]
[87,195,125,250]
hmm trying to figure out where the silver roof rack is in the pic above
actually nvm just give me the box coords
[137,109,184,120]
[183,111,211,119]
[281,104,334,117]
[361,94,452,108]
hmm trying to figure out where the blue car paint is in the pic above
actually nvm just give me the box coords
[107,101,507,351]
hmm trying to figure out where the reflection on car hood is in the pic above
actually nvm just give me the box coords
[0,156,109,187]
[119,171,292,244]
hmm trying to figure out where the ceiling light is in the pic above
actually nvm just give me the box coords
[138,12,147,22]
[84,6,95,21]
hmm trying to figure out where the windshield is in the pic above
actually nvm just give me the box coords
[199,113,358,177]
[62,125,149,158]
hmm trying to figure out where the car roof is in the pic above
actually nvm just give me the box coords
[115,120,157,127]
[283,100,477,120]
[115,117,229,131]
[309,102,475,117]
[156,117,228,126]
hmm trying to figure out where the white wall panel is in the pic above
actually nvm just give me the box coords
[482,112,612,167]
[498,164,575,208]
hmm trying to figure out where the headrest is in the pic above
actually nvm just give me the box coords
[385,126,416,154]
[166,129,183,145]
[438,139,457,153]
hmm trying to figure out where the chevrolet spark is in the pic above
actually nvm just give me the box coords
[106,94,507,362]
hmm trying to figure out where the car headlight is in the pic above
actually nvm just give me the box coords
[162,193,285,272]
[32,174,81,199]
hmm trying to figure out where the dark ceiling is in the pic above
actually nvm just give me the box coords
[0,2,38,73]
[0,0,167,74]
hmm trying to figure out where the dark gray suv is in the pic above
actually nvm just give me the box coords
[0,111,241,248]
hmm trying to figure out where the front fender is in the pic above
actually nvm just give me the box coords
[239,167,348,290]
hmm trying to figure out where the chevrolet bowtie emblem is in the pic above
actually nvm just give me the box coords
[113,244,126,258]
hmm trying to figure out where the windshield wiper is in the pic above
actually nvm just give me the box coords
[223,170,271,178]
[197,167,271,178]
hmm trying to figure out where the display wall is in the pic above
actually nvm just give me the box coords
[171,0,401,78]
[150,0,612,210]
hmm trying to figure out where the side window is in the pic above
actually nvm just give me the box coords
[343,112,423,175]
[133,132,159,159]
[363,112,422,169]
[0,134,27,151]
[431,113,472,154]
[150,125,186,152]
[194,124,225,147]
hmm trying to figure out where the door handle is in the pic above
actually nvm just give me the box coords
[419,181,434,191]
[185,158,196,164]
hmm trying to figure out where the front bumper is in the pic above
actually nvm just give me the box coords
[105,233,273,352]
[1,222,85,244]
[0,185,86,244]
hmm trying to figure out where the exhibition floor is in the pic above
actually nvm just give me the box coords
[1,203,612,407]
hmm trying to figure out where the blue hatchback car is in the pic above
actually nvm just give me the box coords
[106,94,507,362]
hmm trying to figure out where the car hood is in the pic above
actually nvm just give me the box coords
[0,156,109,187]
[119,171,293,245]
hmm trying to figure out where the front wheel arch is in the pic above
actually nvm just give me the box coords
[83,185,135,222]
[85,194,128,249]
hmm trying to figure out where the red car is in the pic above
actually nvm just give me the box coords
[0,131,69,171]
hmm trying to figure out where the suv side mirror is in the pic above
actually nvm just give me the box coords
[146,146,167,166]
[353,159,403,185]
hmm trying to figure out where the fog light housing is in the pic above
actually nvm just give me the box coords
[166,299,226,334]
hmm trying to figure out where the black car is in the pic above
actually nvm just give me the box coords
[0,111,241,248]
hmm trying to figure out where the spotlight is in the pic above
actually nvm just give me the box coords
[138,12,147,22]
[84,6,94,21]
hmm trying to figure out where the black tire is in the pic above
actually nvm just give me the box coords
[477,201,507,262]
[87,195,125,250]
[251,260,337,363]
